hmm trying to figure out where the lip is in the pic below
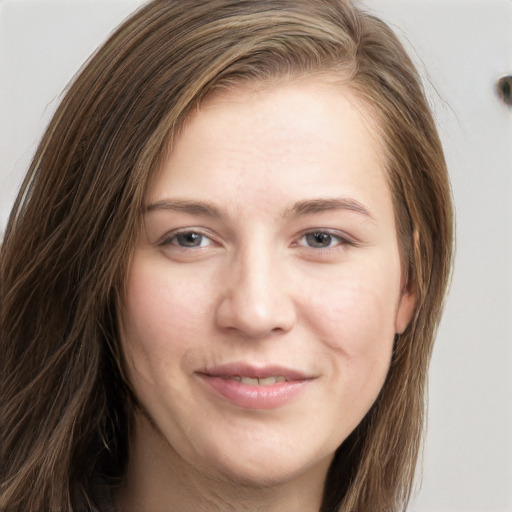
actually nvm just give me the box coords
[196,363,314,410]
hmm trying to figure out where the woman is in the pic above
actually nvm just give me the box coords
[0,1,453,511]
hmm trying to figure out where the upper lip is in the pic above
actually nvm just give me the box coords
[197,362,312,381]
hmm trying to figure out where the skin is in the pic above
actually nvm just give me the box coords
[117,78,416,512]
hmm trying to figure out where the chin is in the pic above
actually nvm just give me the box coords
[193,438,334,490]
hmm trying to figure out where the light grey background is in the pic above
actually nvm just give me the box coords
[1,1,511,510]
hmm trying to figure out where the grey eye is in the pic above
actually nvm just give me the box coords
[175,232,204,247]
[305,232,335,248]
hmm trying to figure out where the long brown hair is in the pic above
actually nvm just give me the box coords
[0,1,453,511]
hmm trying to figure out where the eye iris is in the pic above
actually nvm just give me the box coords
[306,232,332,248]
[177,232,202,247]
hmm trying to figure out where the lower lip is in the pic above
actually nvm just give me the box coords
[197,375,310,410]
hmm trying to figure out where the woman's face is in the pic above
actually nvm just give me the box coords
[120,78,415,489]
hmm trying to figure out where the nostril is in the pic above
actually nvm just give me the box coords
[496,76,512,107]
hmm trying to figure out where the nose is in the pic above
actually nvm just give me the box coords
[215,245,297,339]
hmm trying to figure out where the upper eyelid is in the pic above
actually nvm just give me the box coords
[297,228,355,243]
[158,228,216,246]
[297,234,343,249]
[155,226,357,247]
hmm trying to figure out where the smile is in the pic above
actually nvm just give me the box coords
[196,364,313,410]
[225,375,287,385]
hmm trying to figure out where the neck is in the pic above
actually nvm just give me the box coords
[115,413,329,512]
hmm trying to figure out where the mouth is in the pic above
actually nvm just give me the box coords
[223,375,288,386]
[198,362,311,382]
[196,363,314,410]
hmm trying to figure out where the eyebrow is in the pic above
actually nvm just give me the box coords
[146,199,222,218]
[146,197,375,221]
[284,197,376,221]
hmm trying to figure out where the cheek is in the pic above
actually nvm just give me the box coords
[296,269,398,438]
[308,274,398,348]
[121,257,212,380]
[302,263,399,393]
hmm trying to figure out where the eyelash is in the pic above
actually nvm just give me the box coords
[296,230,351,250]
[159,228,353,251]
[159,229,215,249]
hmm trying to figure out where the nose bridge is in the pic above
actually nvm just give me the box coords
[216,237,295,338]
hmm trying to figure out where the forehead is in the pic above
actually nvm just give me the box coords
[148,77,391,222]
[199,76,384,157]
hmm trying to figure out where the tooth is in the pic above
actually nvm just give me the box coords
[240,377,259,385]
[258,377,277,386]
[229,376,241,382]
[274,376,286,383]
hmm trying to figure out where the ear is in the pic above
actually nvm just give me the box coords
[395,285,416,334]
